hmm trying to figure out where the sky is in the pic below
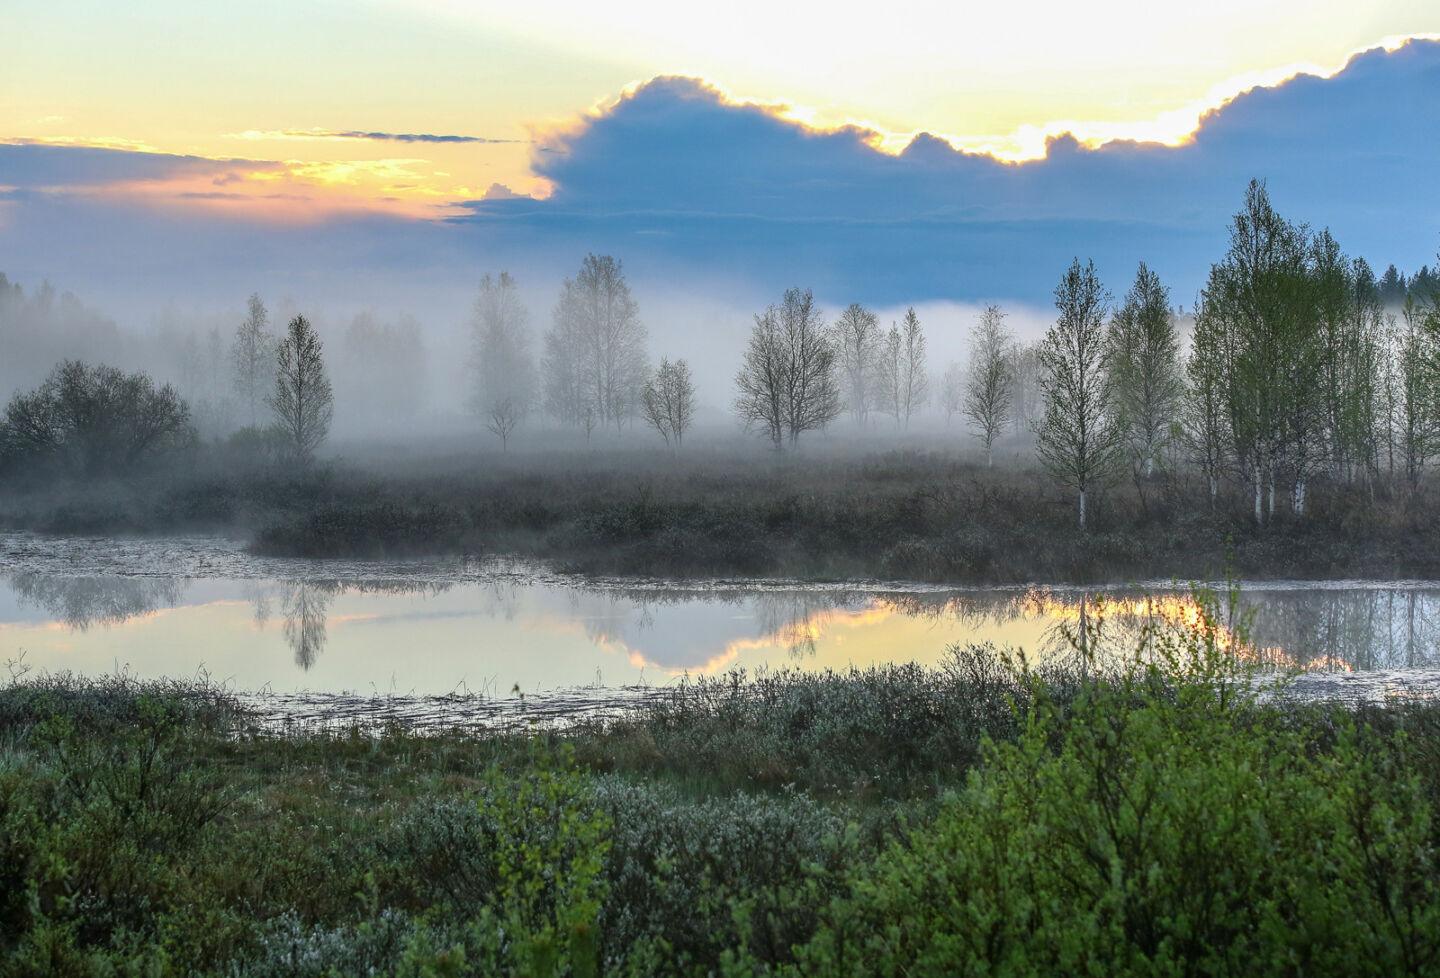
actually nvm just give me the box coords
[2,0,1439,324]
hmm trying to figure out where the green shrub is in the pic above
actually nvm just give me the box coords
[789,596,1440,977]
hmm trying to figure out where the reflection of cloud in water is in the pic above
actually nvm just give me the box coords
[5,572,187,630]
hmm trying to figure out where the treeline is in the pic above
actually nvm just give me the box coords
[2,180,1438,527]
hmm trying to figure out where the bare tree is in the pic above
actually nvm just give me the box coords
[641,357,696,447]
[470,272,537,451]
[940,361,965,424]
[897,307,929,424]
[735,287,840,448]
[1008,340,1045,435]
[339,313,427,429]
[268,315,333,468]
[545,254,648,432]
[231,292,275,427]
[1036,259,1123,530]
[963,304,1014,467]
[876,325,902,423]
[831,303,882,424]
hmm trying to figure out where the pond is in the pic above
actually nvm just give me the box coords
[3,532,1439,725]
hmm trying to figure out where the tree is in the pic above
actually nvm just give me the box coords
[735,287,840,448]
[1107,263,1183,479]
[1203,180,1319,523]
[940,361,966,424]
[640,357,696,447]
[876,325,903,423]
[268,315,333,467]
[896,307,929,425]
[338,312,427,430]
[1008,340,1045,436]
[1036,259,1122,530]
[962,304,1014,467]
[544,254,648,432]
[1398,294,1440,489]
[1182,296,1230,508]
[470,272,537,450]
[831,302,883,424]
[0,361,194,477]
[231,293,275,427]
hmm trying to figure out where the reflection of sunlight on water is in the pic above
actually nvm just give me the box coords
[1013,588,1353,673]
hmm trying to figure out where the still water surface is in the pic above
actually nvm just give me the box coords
[4,533,1440,721]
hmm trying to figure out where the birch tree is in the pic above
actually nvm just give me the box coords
[231,293,275,427]
[1036,259,1122,530]
[962,304,1013,466]
[735,287,840,448]
[1182,296,1229,507]
[470,271,537,450]
[1107,263,1183,478]
[831,303,882,424]
[545,254,648,432]
[897,307,929,425]
[641,357,696,448]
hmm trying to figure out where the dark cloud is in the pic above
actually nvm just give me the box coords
[450,39,1440,302]
[0,143,278,189]
[271,129,524,144]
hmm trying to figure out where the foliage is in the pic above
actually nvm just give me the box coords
[3,643,1440,976]
[0,360,194,478]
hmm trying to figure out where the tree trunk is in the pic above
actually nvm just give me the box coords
[1079,488,1087,531]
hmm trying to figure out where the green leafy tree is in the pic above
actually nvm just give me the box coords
[1204,180,1319,523]
[1107,263,1183,479]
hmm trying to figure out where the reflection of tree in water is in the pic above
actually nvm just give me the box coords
[265,578,451,671]
[1242,589,1440,671]
[280,581,334,670]
[6,571,186,630]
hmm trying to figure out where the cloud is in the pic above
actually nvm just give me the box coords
[448,38,1440,302]
[228,128,526,144]
[2,38,1437,323]
[0,143,277,190]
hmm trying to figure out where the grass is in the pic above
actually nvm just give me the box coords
[3,446,1440,584]
[5,609,1440,976]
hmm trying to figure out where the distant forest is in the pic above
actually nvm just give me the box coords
[2,179,1439,532]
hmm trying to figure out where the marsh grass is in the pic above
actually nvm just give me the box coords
[3,616,1440,975]
[5,449,1440,582]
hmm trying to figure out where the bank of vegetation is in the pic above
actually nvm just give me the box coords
[3,448,1439,584]
[3,607,1440,976]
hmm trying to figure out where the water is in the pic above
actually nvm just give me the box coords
[3,532,1439,725]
